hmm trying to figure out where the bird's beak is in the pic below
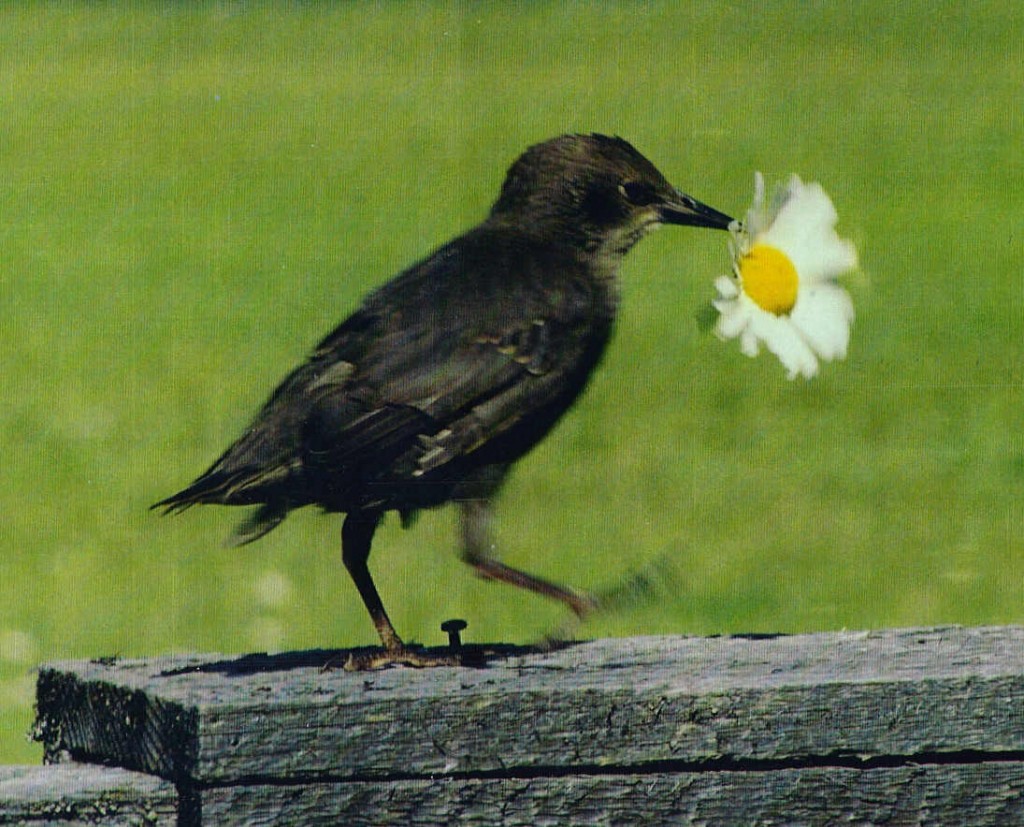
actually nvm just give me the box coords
[658,190,734,230]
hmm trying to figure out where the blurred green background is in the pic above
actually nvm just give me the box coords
[1,2,1021,763]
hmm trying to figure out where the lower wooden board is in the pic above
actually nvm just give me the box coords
[0,763,177,826]
[192,762,1024,826]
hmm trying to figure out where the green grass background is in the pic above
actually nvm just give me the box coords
[1,2,1021,763]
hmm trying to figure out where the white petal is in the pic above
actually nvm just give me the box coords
[715,302,749,340]
[739,326,760,357]
[764,180,836,249]
[714,274,739,299]
[758,179,857,282]
[749,312,819,380]
[791,234,858,284]
[790,284,855,361]
[740,172,769,237]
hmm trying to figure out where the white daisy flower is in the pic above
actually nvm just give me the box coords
[713,172,858,380]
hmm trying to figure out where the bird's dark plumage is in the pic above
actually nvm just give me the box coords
[155,133,732,667]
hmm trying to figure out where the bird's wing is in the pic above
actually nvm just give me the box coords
[156,233,610,513]
[302,261,605,484]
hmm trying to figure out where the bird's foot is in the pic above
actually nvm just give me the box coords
[568,590,600,618]
[340,645,463,671]
[536,591,601,648]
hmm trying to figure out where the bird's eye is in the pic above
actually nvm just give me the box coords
[619,181,658,207]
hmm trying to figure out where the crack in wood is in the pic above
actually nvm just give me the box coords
[173,748,1024,791]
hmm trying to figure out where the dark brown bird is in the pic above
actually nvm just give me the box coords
[155,134,732,667]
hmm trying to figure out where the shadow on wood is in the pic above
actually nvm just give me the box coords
[153,642,559,677]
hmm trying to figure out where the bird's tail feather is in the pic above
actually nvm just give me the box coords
[226,502,290,547]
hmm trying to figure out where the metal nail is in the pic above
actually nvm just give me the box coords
[440,619,468,650]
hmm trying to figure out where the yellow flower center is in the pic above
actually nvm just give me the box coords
[739,244,798,315]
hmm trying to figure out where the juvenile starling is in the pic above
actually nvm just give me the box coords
[155,133,733,667]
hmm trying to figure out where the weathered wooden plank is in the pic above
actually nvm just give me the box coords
[0,763,177,826]
[34,626,1024,786]
[194,762,1024,827]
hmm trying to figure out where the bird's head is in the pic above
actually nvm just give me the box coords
[489,133,733,258]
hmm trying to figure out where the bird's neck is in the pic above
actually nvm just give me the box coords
[577,246,623,318]
[477,216,626,318]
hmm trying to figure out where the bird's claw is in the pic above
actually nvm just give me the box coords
[567,589,600,619]
[341,646,464,671]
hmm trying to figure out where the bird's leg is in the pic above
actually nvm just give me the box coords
[341,512,402,651]
[341,512,459,669]
[459,498,597,619]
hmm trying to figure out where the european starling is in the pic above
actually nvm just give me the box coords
[155,133,733,667]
